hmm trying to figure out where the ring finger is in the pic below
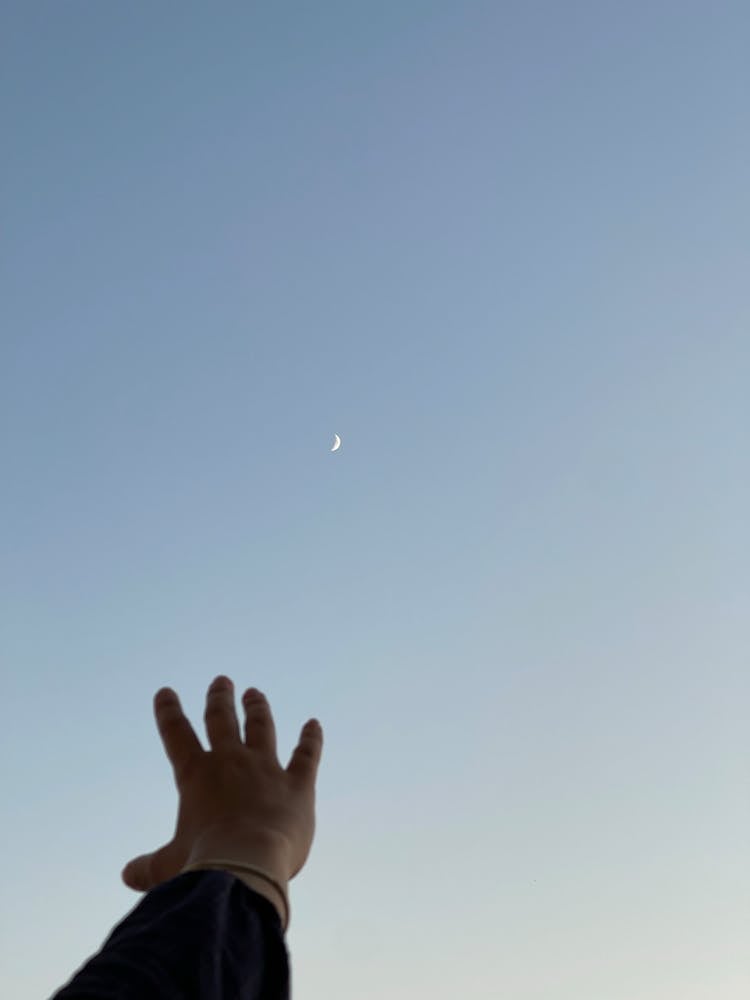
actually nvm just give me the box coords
[243,688,278,760]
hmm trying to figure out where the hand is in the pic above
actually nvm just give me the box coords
[121,675,323,893]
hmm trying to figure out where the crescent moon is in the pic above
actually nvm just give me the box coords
[331,434,341,452]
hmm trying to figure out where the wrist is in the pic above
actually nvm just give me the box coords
[184,823,292,880]
[181,825,292,930]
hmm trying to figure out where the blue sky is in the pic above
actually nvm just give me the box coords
[1,3,748,997]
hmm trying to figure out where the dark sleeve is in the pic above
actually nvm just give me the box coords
[50,870,290,1000]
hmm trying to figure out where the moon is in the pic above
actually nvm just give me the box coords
[331,434,341,452]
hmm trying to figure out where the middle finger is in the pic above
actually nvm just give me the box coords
[204,675,241,749]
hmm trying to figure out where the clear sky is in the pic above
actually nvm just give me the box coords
[1,3,748,998]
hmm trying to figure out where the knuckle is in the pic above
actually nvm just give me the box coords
[158,706,183,729]
[204,701,226,719]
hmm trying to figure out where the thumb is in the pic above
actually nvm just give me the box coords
[121,840,184,892]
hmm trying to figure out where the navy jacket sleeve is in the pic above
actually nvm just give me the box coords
[50,870,290,1000]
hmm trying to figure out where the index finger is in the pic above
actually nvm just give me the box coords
[154,687,204,781]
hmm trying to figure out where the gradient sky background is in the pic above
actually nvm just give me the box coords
[1,3,748,998]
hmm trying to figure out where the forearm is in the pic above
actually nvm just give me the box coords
[51,870,289,999]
